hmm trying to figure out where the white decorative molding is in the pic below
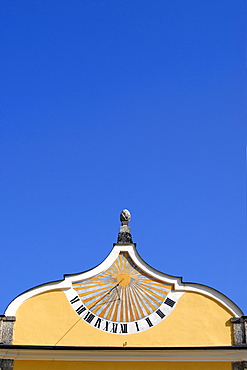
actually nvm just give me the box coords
[5,244,244,317]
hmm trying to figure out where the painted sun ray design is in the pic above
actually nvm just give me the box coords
[124,287,131,322]
[107,266,119,276]
[75,280,114,290]
[76,285,112,300]
[128,285,137,321]
[89,294,109,312]
[131,284,150,319]
[79,279,114,287]
[84,289,112,309]
[132,283,157,315]
[109,292,121,320]
[92,286,116,309]
[132,285,161,311]
[125,286,132,322]
[136,283,170,301]
[79,283,111,296]
[120,287,126,322]
[73,277,112,286]
[74,274,110,281]
[115,287,123,322]
[137,281,170,295]
[129,284,142,321]
[114,256,122,272]
[135,286,161,314]
[139,279,173,289]
[126,254,141,270]
[104,297,116,321]
[127,286,136,322]
[135,281,162,313]
[140,277,171,292]
[93,296,111,317]
[132,279,164,306]
[109,291,120,322]
[77,281,113,291]
[88,283,119,307]
[71,252,176,324]
[82,292,107,307]
[140,288,168,307]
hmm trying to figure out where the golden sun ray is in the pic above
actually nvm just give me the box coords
[72,252,173,322]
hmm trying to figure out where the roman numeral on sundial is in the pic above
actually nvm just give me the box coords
[70,296,80,304]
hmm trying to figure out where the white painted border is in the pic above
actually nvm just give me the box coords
[5,244,244,317]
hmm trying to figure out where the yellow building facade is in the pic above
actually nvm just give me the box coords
[0,210,246,369]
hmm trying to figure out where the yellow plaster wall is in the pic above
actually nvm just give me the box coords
[13,289,233,347]
[13,361,231,370]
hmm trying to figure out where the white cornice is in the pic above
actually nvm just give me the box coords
[0,346,247,362]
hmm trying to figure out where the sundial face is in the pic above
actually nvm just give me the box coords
[67,252,179,335]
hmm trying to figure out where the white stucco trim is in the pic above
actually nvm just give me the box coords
[5,244,244,317]
[4,279,70,316]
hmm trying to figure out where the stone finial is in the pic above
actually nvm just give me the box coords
[120,209,131,224]
[117,209,133,244]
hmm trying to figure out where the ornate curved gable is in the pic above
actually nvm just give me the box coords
[5,210,243,335]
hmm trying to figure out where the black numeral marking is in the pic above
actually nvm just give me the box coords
[110,323,118,333]
[165,298,176,307]
[120,324,128,333]
[76,304,86,315]
[135,322,140,332]
[103,321,109,332]
[70,296,80,304]
[94,318,102,329]
[83,312,95,324]
[145,317,153,327]
[156,309,165,319]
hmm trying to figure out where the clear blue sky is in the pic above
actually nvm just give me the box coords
[1,1,246,315]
